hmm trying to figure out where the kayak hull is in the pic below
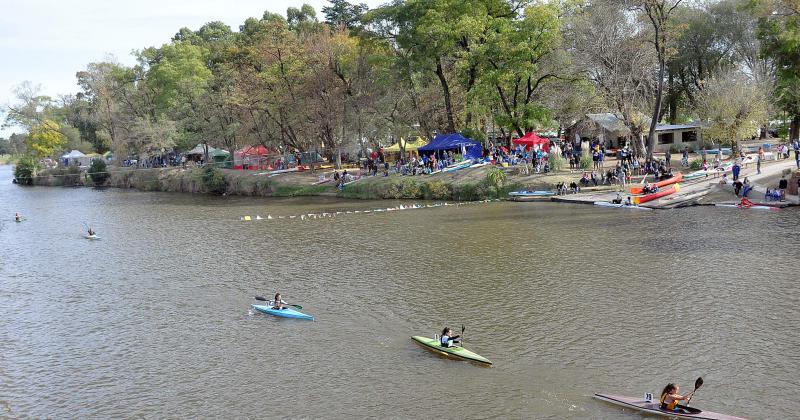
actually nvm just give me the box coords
[410,336,492,365]
[715,204,777,211]
[631,173,683,194]
[633,184,679,205]
[252,304,314,321]
[593,202,652,210]
[85,235,101,240]
[594,394,747,420]
[508,191,554,197]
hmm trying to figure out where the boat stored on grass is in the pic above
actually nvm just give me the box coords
[630,173,683,194]
[252,304,314,321]
[594,393,747,420]
[410,336,492,365]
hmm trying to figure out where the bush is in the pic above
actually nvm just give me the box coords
[423,180,452,199]
[88,159,109,185]
[689,158,703,170]
[201,166,227,194]
[579,154,593,170]
[13,156,39,185]
[64,166,82,187]
[486,167,507,188]
[383,178,422,199]
[548,154,566,171]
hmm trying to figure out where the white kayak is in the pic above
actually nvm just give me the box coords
[593,201,652,210]
[594,393,747,420]
[714,204,777,211]
[85,234,101,240]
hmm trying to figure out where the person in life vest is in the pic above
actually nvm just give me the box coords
[611,193,623,204]
[439,327,461,348]
[659,383,692,412]
[15,212,22,222]
[87,226,95,236]
[272,292,287,310]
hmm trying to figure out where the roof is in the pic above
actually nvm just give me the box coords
[61,150,86,159]
[384,136,428,152]
[655,124,701,131]
[586,113,630,135]
[185,144,216,155]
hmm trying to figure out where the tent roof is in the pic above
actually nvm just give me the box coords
[513,132,549,146]
[185,144,216,155]
[418,133,480,152]
[384,136,428,152]
[243,144,270,156]
[61,150,87,159]
[209,149,230,157]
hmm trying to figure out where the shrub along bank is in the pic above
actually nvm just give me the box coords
[28,165,569,201]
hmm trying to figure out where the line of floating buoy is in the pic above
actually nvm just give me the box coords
[239,199,502,221]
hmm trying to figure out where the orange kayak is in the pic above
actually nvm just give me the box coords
[633,184,679,205]
[630,173,683,194]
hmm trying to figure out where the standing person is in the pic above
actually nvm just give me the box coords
[793,138,800,168]
[681,147,689,167]
[757,147,764,174]
[664,150,671,168]
[732,160,741,181]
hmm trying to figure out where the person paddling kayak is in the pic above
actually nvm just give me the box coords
[439,327,461,348]
[15,212,22,222]
[659,383,693,413]
[272,292,287,310]
[87,226,96,236]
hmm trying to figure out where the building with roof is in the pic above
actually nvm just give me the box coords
[568,113,703,152]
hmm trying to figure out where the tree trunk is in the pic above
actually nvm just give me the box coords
[435,58,456,133]
[790,115,799,141]
[647,59,666,159]
[668,69,677,124]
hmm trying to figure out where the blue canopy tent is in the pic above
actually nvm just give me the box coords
[417,133,483,160]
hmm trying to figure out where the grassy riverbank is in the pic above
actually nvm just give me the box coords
[29,164,586,201]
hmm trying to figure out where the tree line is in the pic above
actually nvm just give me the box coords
[2,0,799,164]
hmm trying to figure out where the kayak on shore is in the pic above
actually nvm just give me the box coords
[410,335,492,365]
[630,173,683,194]
[508,190,554,197]
[594,393,747,420]
[252,304,314,321]
[633,184,679,205]
[715,203,778,211]
[593,201,652,210]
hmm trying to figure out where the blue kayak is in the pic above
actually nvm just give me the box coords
[508,190,554,197]
[251,304,314,321]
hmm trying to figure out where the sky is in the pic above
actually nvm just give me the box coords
[0,0,385,137]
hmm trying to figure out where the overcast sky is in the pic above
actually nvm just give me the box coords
[0,0,385,137]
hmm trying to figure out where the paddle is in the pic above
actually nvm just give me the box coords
[685,376,704,405]
[253,295,303,310]
[460,325,465,347]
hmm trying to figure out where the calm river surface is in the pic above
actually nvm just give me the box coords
[1,164,798,419]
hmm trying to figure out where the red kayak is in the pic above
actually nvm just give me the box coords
[631,173,683,194]
[633,184,679,205]
[594,393,747,420]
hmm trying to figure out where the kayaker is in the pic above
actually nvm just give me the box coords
[439,327,461,348]
[659,383,693,413]
[15,212,22,222]
[87,226,95,236]
[624,196,632,206]
[611,193,623,204]
[272,292,287,310]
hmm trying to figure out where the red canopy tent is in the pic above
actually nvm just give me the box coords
[234,145,273,170]
[513,132,550,152]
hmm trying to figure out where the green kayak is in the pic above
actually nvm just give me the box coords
[411,336,492,365]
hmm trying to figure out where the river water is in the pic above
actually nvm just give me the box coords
[0,164,797,419]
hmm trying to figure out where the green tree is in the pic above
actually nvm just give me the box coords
[697,70,768,151]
